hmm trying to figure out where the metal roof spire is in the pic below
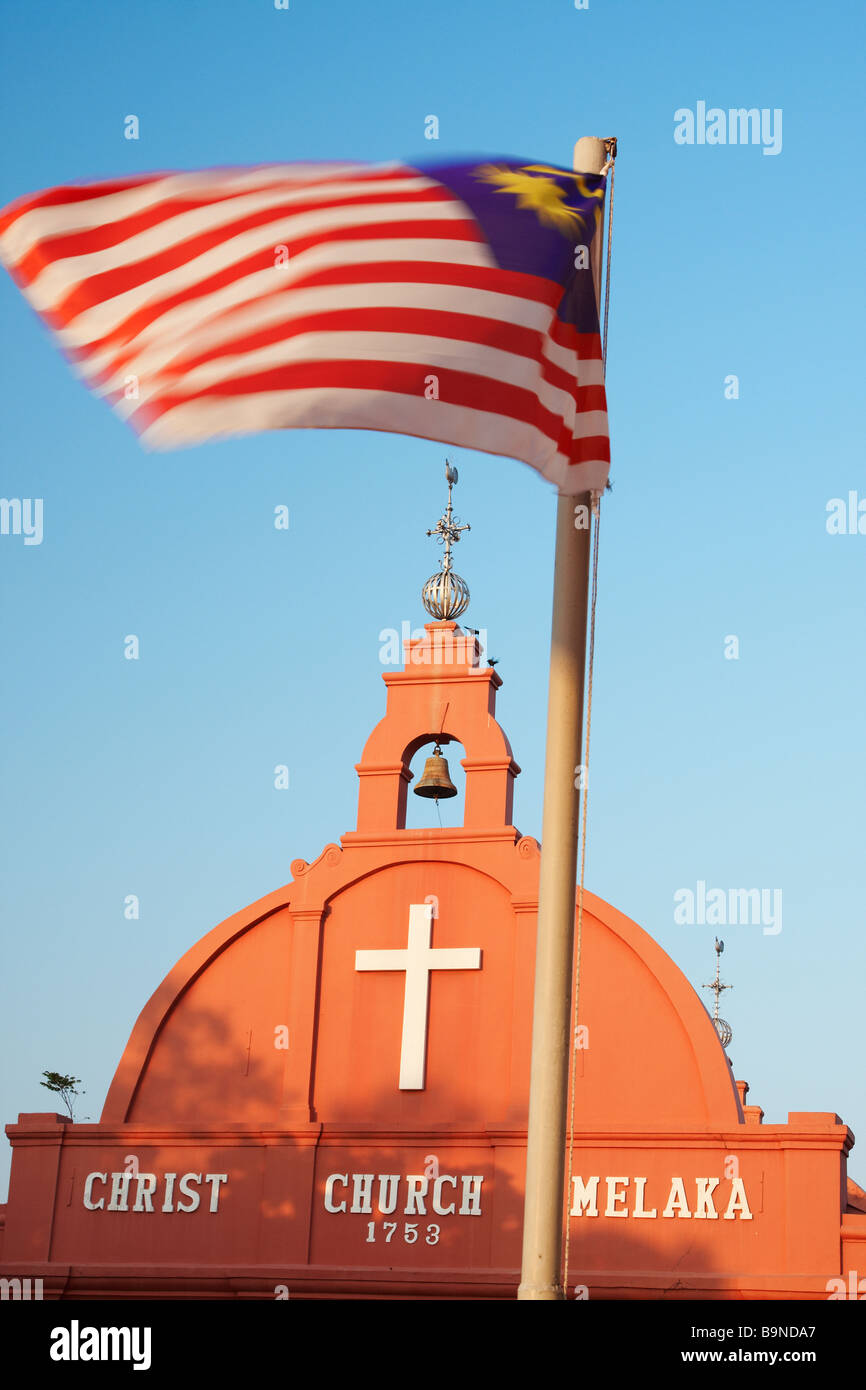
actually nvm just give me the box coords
[702,937,733,1049]
[421,459,471,620]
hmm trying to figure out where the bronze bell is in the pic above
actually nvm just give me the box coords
[413,744,458,800]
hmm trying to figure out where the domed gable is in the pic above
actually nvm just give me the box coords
[102,864,741,1131]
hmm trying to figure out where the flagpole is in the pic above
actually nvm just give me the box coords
[517,135,608,1301]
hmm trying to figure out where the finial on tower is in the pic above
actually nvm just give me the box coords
[702,937,733,1049]
[421,459,471,620]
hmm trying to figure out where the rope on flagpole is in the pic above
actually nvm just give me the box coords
[562,488,601,1297]
[563,136,615,1298]
[601,138,616,369]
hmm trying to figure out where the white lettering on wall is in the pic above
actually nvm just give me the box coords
[162,1173,176,1213]
[458,1175,484,1216]
[377,1175,399,1215]
[605,1177,629,1217]
[404,1176,428,1214]
[83,1173,106,1210]
[82,1171,228,1214]
[108,1172,132,1212]
[633,1177,656,1218]
[694,1177,720,1219]
[132,1174,157,1212]
[206,1174,228,1212]
[724,1176,753,1220]
[432,1175,457,1215]
[662,1177,692,1219]
[570,1176,600,1216]
[324,1174,348,1213]
[323,1171,485,1217]
[569,1175,753,1220]
[177,1174,201,1213]
[351,1174,374,1214]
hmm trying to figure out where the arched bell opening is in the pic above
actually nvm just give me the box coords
[404,738,467,829]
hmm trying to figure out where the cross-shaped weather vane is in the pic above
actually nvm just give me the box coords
[703,938,733,1049]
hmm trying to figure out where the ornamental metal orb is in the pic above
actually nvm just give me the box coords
[713,1017,733,1048]
[421,569,470,621]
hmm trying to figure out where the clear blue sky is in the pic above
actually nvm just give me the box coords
[1,0,863,1200]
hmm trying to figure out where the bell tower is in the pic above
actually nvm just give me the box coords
[348,461,521,837]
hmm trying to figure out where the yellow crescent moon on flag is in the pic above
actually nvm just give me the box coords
[474,163,597,234]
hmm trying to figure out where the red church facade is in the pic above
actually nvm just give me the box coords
[1,620,863,1300]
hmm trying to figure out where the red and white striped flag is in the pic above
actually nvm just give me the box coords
[0,158,610,494]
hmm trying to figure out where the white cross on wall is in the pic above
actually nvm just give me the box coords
[354,903,481,1090]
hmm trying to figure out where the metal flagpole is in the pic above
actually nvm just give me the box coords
[517,135,609,1301]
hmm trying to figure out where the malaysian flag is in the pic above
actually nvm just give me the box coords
[0,158,610,494]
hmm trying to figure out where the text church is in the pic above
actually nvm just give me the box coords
[1,476,863,1301]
